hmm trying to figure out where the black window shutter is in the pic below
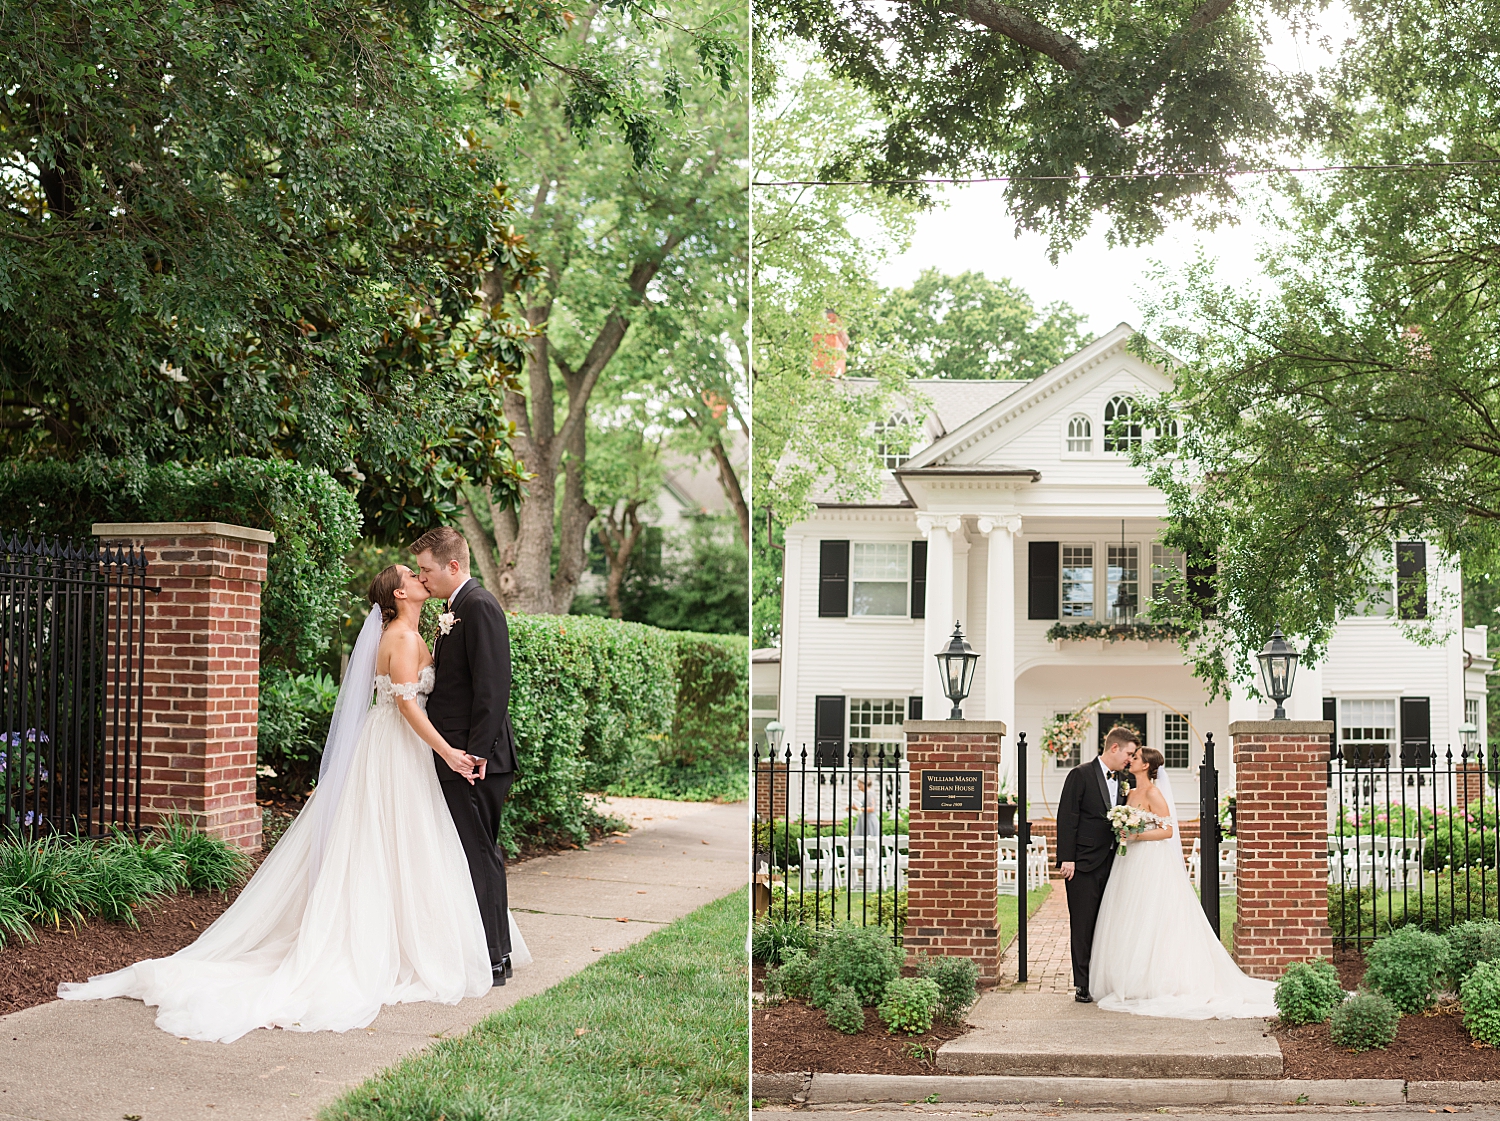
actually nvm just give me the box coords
[1323,696,1338,780]
[1397,541,1428,620]
[818,541,850,618]
[814,694,846,767]
[1028,541,1059,620]
[1187,554,1218,618]
[910,541,928,618]
[907,696,924,721]
[1400,696,1432,768]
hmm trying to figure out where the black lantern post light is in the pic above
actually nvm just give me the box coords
[935,621,980,720]
[1256,627,1299,720]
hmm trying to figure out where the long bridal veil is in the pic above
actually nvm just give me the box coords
[305,606,381,881]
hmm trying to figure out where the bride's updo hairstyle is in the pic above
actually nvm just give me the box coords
[1137,746,1165,781]
[368,565,407,625]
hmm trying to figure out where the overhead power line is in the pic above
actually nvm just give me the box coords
[751,157,1500,188]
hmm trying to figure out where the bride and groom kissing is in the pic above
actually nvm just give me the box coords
[1056,724,1278,1020]
[60,527,531,1043]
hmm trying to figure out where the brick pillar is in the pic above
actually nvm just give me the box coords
[1457,760,1485,808]
[94,522,274,851]
[1231,719,1334,978]
[903,719,1005,981]
[754,762,789,821]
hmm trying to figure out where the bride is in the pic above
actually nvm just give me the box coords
[60,564,530,1043]
[1089,746,1277,1019]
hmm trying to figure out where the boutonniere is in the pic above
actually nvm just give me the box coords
[438,611,459,636]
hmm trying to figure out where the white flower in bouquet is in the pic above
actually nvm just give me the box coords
[1107,804,1164,856]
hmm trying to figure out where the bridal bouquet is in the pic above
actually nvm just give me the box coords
[1107,805,1164,856]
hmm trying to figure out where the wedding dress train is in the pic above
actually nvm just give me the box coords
[59,664,530,1043]
[1089,776,1276,1020]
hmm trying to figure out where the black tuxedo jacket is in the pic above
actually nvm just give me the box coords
[427,580,518,781]
[1055,758,1125,875]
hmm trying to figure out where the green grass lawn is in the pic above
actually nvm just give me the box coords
[319,892,748,1121]
[997,882,1051,952]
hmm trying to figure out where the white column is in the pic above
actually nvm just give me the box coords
[978,515,1021,781]
[778,535,805,752]
[919,515,960,719]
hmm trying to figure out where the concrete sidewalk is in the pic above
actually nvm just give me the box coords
[0,798,748,1121]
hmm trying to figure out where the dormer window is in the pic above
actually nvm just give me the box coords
[1065,414,1092,453]
[874,414,910,469]
[1104,395,1142,452]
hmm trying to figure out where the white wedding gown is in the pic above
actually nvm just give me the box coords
[59,665,530,1043]
[1090,800,1277,1020]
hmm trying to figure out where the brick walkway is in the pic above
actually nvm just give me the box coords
[998,879,1075,992]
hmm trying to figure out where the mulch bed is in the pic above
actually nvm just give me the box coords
[0,873,256,1016]
[753,999,968,1075]
[1,792,640,1019]
[1275,1003,1497,1081]
[1271,944,1500,1082]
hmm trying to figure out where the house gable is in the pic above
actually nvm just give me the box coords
[902,323,1171,471]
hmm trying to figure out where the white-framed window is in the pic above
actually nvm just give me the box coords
[874,414,910,470]
[851,542,909,616]
[1162,712,1191,769]
[849,698,905,766]
[1061,545,1095,617]
[1065,414,1093,453]
[1465,697,1482,749]
[1150,543,1187,611]
[1103,395,1142,452]
[1107,544,1139,622]
[1053,712,1082,768]
[1340,698,1396,767]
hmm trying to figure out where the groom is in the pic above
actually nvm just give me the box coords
[412,526,517,987]
[1055,724,1138,1003]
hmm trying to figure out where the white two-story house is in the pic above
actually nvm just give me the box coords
[773,324,1493,825]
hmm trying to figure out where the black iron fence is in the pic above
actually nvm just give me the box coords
[0,534,154,839]
[1329,741,1498,945]
[752,743,908,944]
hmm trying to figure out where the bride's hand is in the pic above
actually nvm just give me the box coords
[441,746,479,784]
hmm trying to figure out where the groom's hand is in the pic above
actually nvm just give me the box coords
[1059,861,1076,880]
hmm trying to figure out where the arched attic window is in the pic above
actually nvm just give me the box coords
[1103,395,1142,452]
[1065,414,1092,453]
[874,413,911,469]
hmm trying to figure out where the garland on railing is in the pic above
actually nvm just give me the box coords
[1044,620,1193,644]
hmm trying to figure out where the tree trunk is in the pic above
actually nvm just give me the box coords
[706,433,750,545]
[458,495,503,594]
[598,500,645,619]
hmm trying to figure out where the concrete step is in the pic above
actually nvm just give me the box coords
[937,992,1282,1079]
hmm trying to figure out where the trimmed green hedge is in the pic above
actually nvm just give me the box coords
[258,613,748,852]
[0,457,361,670]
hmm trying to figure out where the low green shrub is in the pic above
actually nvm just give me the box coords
[809,924,903,1008]
[257,667,338,797]
[1460,960,1500,1047]
[770,947,815,1001]
[1329,990,1401,1051]
[878,976,942,1035]
[824,985,866,1034]
[0,823,249,944]
[751,917,817,965]
[1275,959,1346,1026]
[1364,926,1448,1012]
[917,954,980,1022]
[1445,919,1500,989]
[1330,880,1500,942]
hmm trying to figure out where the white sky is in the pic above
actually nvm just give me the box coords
[874,6,1351,337]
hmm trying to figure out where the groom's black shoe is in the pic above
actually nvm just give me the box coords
[492,962,507,987]
[503,955,514,980]
[1075,990,1093,1003]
